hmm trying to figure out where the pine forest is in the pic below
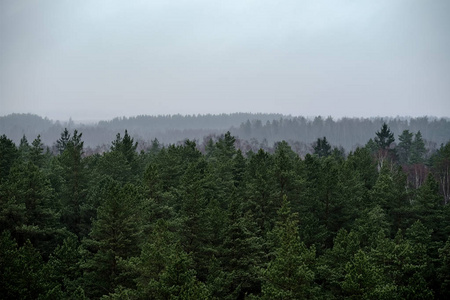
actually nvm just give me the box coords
[1,120,450,299]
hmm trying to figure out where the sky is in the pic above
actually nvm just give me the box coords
[1,0,449,122]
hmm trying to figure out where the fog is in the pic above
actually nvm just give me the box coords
[1,0,449,121]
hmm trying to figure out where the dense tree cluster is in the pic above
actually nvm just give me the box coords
[1,124,450,299]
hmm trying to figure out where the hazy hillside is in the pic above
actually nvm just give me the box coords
[1,113,449,154]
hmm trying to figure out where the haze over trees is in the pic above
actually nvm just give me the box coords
[1,119,450,299]
[1,113,449,156]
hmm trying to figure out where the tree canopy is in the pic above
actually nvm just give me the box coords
[0,126,449,299]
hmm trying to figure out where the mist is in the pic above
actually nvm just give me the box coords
[1,0,449,121]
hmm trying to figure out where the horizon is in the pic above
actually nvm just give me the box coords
[1,112,449,125]
[2,112,449,153]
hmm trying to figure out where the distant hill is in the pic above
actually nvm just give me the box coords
[1,113,449,155]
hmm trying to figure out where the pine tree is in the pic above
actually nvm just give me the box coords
[346,147,378,190]
[0,134,18,181]
[334,157,367,230]
[221,199,264,299]
[30,135,46,168]
[243,149,276,234]
[81,179,142,298]
[438,238,450,298]
[397,130,413,165]
[317,229,361,297]
[1,161,58,255]
[208,132,238,207]
[133,220,209,299]
[111,130,138,164]
[18,135,31,162]
[47,233,86,298]
[178,159,210,279]
[313,136,332,158]
[301,154,340,248]
[341,249,394,299]
[59,129,88,237]
[56,128,71,155]
[0,232,60,299]
[369,165,409,233]
[411,174,445,243]
[273,141,300,204]
[410,131,427,164]
[373,123,395,170]
[262,197,317,299]
[370,228,433,299]
[431,142,450,204]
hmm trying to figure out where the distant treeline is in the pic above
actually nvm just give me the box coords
[1,113,449,154]
[232,116,450,153]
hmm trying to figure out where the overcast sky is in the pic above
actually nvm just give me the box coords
[1,0,449,121]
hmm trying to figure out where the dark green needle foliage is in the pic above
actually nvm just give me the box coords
[313,137,332,158]
[375,123,395,150]
[262,197,318,299]
[0,134,18,180]
[0,127,449,299]
[397,130,414,165]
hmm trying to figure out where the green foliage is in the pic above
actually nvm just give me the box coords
[273,141,301,203]
[341,249,394,299]
[58,129,88,237]
[131,220,209,300]
[243,148,277,234]
[47,233,86,298]
[370,229,433,299]
[431,141,450,204]
[30,135,47,168]
[0,134,18,180]
[0,232,60,299]
[369,165,410,233]
[81,179,143,298]
[313,136,332,158]
[300,154,342,248]
[262,198,317,299]
[438,238,450,298]
[111,130,138,163]
[410,131,427,164]
[347,147,378,189]
[56,128,71,155]
[397,130,413,165]
[375,123,395,150]
[221,199,264,299]
[1,129,449,299]
[0,161,58,255]
[317,229,361,297]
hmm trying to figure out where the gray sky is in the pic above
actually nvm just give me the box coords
[1,0,449,121]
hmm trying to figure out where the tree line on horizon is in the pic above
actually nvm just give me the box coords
[1,122,450,299]
[1,113,449,154]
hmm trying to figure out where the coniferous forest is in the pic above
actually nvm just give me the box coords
[1,122,450,299]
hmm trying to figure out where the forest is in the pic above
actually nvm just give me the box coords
[1,113,449,154]
[1,122,450,299]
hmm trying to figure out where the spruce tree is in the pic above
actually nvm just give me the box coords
[374,123,395,150]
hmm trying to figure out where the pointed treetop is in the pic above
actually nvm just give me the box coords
[375,123,395,150]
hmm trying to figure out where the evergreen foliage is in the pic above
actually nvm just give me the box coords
[374,123,395,150]
[0,128,449,299]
